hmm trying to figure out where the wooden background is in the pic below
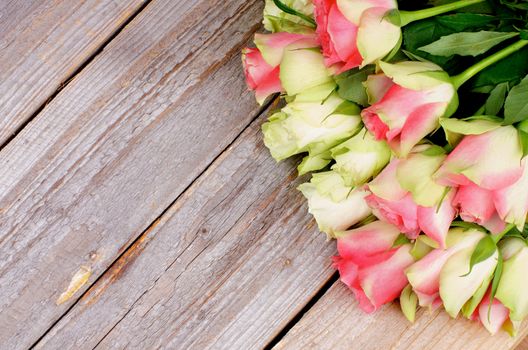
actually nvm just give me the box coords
[0,1,526,349]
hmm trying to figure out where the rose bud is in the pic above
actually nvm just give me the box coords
[493,158,528,231]
[495,237,528,325]
[313,0,400,72]
[279,45,337,102]
[472,290,511,335]
[361,61,458,157]
[242,32,319,105]
[406,228,485,309]
[452,182,506,234]
[298,171,371,236]
[435,124,524,191]
[262,93,362,173]
[439,235,499,318]
[333,220,415,312]
[330,128,391,186]
[242,48,281,105]
[366,146,456,248]
[263,0,314,33]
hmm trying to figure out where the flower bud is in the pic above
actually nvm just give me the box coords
[436,124,524,191]
[242,48,282,105]
[331,128,391,186]
[333,220,414,312]
[406,228,484,309]
[263,0,314,33]
[473,290,511,335]
[361,61,457,157]
[279,46,336,101]
[366,148,456,248]
[496,238,528,322]
[262,93,362,171]
[313,0,400,71]
[298,171,371,235]
[439,236,498,318]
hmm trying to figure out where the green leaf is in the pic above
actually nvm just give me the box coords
[436,13,496,31]
[504,74,528,125]
[462,236,497,277]
[393,233,411,247]
[400,285,418,323]
[518,129,528,157]
[410,236,435,260]
[488,250,503,320]
[484,82,509,116]
[272,0,316,26]
[500,0,528,10]
[450,221,487,232]
[421,144,446,156]
[335,66,375,107]
[490,250,503,299]
[471,47,528,88]
[402,19,456,68]
[418,31,519,57]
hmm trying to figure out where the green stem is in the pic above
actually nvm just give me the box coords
[452,39,528,89]
[272,0,316,27]
[492,223,515,243]
[399,0,485,26]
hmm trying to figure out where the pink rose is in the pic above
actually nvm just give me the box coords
[405,228,488,311]
[436,127,528,232]
[471,291,511,335]
[366,155,456,248]
[435,125,523,191]
[361,61,457,157]
[242,32,318,104]
[493,159,528,230]
[242,48,282,105]
[452,181,506,234]
[313,0,400,72]
[333,221,414,312]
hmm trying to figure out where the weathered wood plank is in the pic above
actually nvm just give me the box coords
[34,112,335,350]
[515,336,528,349]
[275,282,528,350]
[0,0,267,347]
[0,0,148,146]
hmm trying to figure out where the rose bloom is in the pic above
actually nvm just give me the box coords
[406,228,497,315]
[242,32,317,104]
[361,61,457,157]
[333,221,414,312]
[436,125,528,232]
[365,152,456,248]
[313,0,400,71]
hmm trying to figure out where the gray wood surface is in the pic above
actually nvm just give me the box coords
[1,1,527,349]
[0,0,147,146]
[0,0,267,347]
[275,282,528,350]
[35,113,336,349]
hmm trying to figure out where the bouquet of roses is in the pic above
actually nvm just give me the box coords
[242,0,528,335]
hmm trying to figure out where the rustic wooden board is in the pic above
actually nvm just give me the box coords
[0,0,268,347]
[275,282,528,350]
[516,336,528,349]
[0,0,148,146]
[34,113,336,349]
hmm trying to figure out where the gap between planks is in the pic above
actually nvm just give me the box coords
[0,0,153,152]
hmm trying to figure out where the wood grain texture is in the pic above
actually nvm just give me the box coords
[275,282,528,350]
[34,113,336,349]
[0,0,266,347]
[516,336,528,350]
[0,0,148,146]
